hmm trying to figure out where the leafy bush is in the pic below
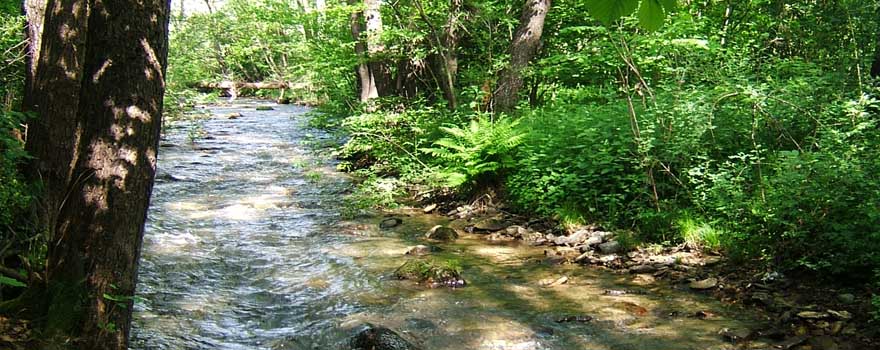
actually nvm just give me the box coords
[0,111,30,230]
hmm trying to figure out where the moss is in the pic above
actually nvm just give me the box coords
[394,259,465,287]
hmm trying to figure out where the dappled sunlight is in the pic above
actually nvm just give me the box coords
[134,102,759,349]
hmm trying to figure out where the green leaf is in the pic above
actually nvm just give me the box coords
[0,276,25,287]
[638,0,666,31]
[586,0,639,24]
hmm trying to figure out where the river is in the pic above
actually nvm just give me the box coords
[131,101,754,350]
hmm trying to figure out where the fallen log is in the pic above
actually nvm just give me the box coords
[190,81,293,90]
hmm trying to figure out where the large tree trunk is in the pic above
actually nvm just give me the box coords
[493,0,550,113]
[25,0,170,348]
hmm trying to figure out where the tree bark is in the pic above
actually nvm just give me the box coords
[349,0,378,102]
[25,0,170,348]
[23,0,47,102]
[364,0,393,96]
[416,0,462,109]
[493,0,550,113]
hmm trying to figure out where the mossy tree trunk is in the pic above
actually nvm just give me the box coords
[24,0,170,348]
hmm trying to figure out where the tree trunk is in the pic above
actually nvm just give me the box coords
[364,0,393,96]
[493,0,550,113]
[872,35,880,79]
[23,0,47,101]
[25,0,170,348]
[417,0,461,109]
[349,1,378,102]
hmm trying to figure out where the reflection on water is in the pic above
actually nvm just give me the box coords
[132,101,754,350]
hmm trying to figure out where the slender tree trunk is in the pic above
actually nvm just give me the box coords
[418,0,461,109]
[872,35,880,79]
[25,0,171,348]
[349,1,378,102]
[364,0,392,96]
[493,0,550,113]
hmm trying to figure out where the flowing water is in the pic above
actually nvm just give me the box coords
[132,101,755,350]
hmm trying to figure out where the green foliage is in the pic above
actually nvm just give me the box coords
[676,214,723,252]
[0,276,25,288]
[0,13,25,107]
[0,110,31,231]
[164,0,880,285]
[421,116,524,189]
[586,0,676,30]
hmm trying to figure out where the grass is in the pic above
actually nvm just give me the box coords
[677,215,724,252]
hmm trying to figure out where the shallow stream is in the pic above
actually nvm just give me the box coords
[131,101,754,350]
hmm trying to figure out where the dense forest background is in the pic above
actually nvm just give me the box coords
[1,0,880,335]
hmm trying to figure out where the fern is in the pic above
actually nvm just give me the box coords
[420,116,526,189]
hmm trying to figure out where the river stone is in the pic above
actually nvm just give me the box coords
[584,235,604,246]
[473,218,508,231]
[350,325,419,350]
[226,112,242,119]
[256,106,275,111]
[554,230,590,246]
[422,203,438,213]
[505,225,529,237]
[797,311,830,319]
[404,245,431,256]
[426,225,458,241]
[379,217,403,230]
[598,240,621,254]
[689,277,718,290]
[629,264,657,274]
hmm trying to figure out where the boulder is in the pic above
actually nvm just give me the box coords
[225,112,242,119]
[426,225,458,241]
[350,325,419,350]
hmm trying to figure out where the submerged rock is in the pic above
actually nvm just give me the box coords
[256,106,275,111]
[394,259,466,288]
[425,225,458,241]
[350,325,419,350]
[404,245,433,256]
[379,217,403,230]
